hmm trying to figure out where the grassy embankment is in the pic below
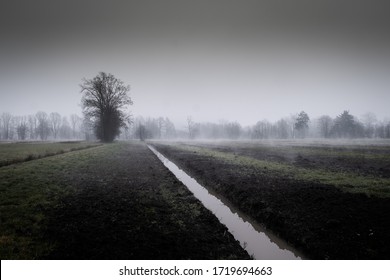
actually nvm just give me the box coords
[0,141,248,259]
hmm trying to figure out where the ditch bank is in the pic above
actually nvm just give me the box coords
[148,144,303,259]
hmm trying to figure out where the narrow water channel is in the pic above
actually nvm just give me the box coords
[148,145,304,260]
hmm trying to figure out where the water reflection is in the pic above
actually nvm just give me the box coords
[148,145,303,260]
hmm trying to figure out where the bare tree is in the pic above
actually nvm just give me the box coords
[164,117,176,138]
[16,116,28,140]
[122,115,134,140]
[317,115,333,138]
[375,120,390,138]
[361,112,377,138]
[387,122,390,138]
[157,117,165,139]
[276,118,290,139]
[224,122,241,139]
[1,112,13,140]
[60,116,72,139]
[81,117,95,141]
[80,72,133,142]
[253,120,271,139]
[187,116,198,139]
[70,114,81,139]
[36,111,50,140]
[28,115,37,140]
[49,112,61,139]
[137,124,146,141]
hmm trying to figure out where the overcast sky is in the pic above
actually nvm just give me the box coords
[1,0,389,128]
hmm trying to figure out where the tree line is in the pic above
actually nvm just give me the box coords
[120,116,177,141]
[1,110,389,142]
[182,110,390,140]
[74,72,390,142]
[2,71,389,142]
[121,110,390,141]
[0,112,85,141]
[2,109,390,142]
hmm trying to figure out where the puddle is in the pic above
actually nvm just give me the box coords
[148,145,304,260]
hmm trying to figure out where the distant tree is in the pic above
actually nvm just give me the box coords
[317,115,333,138]
[49,112,61,139]
[145,118,160,138]
[28,115,37,140]
[331,110,364,138]
[16,116,28,140]
[136,124,146,141]
[80,72,132,142]
[387,122,390,138]
[376,121,390,139]
[121,115,133,140]
[8,117,16,140]
[157,117,165,139]
[198,122,219,138]
[36,111,50,140]
[276,118,290,139]
[166,118,176,138]
[81,117,95,141]
[187,116,197,139]
[59,116,72,139]
[1,112,13,140]
[253,120,271,139]
[70,114,82,139]
[294,111,310,138]
[224,122,241,139]
[361,112,377,138]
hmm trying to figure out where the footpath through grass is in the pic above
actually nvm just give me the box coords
[0,141,248,259]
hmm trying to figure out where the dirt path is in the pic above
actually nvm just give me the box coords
[43,142,249,259]
[151,142,390,259]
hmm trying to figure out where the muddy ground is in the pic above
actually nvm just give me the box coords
[181,141,390,178]
[4,142,249,259]
[151,142,390,259]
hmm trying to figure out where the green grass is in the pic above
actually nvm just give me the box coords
[174,144,390,198]
[0,143,114,259]
[0,142,102,167]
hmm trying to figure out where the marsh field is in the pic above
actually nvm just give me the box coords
[1,139,390,259]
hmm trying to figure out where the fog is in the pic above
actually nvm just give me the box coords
[1,0,390,128]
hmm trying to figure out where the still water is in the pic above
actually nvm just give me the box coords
[148,145,304,260]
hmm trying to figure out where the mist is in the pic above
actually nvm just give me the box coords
[1,0,390,128]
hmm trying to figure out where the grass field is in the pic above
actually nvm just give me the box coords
[150,140,390,259]
[0,141,248,259]
[0,141,102,167]
[3,139,390,260]
[159,140,390,197]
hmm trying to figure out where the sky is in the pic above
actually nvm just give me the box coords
[1,0,390,128]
